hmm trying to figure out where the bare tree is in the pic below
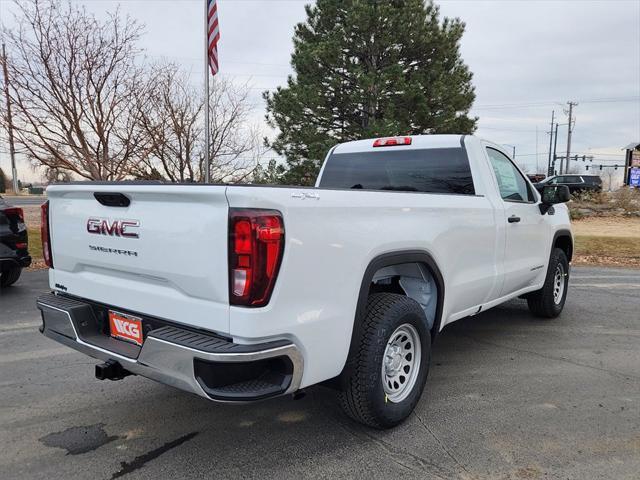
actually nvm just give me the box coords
[44,166,72,184]
[134,63,263,183]
[132,64,201,182]
[1,0,148,180]
[204,78,264,183]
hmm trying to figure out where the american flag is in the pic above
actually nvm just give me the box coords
[207,0,220,75]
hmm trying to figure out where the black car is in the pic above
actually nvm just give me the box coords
[534,174,602,194]
[0,195,31,287]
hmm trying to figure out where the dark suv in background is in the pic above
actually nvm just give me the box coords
[534,174,603,195]
[0,196,31,287]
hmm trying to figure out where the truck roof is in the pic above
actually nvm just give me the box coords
[332,134,465,154]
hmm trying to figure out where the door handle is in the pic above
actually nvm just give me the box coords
[508,215,521,223]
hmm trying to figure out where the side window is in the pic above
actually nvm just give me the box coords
[565,176,582,183]
[486,148,534,202]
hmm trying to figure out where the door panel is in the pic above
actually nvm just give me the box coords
[485,148,549,296]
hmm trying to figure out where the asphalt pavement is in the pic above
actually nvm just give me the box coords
[1,267,639,479]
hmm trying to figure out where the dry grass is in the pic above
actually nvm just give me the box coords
[572,217,640,238]
[22,205,46,270]
[572,217,640,267]
[570,188,640,220]
[574,235,640,268]
[27,227,46,269]
[22,205,41,226]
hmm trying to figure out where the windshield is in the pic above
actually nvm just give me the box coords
[318,147,475,195]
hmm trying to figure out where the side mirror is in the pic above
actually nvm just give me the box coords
[540,185,570,214]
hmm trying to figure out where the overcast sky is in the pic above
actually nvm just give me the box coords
[1,0,639,182]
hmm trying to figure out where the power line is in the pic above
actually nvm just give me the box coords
[477,125,540,133]
[472,96,639,110]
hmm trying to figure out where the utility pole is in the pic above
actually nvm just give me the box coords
[564,101,577,174]
[1,43,19,194]
[547,111,555,176]
[552,123,559,175]
[535,126,539,173]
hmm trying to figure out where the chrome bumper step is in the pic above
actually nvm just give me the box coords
[36,292,303,402]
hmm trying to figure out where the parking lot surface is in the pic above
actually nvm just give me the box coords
[1,267,639,479]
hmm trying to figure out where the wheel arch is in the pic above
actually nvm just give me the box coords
[332,250,445,388]
[552,229,573,262]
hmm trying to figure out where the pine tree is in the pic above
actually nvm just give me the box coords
[252,159,286,185]
[265,0,477,185]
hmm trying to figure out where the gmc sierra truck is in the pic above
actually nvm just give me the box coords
[37,135,572,429]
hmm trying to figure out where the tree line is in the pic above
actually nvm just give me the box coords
[1,0,477,186]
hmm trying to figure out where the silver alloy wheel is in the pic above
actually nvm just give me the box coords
[382,323,421,403]
[553,263,566,305]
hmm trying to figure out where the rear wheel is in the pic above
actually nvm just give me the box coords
[339,293,431,429]
[527,248,569,318]
[0,265,22,288]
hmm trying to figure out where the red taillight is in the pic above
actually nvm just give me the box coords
[373,136,412,147]
[16,242,27,250]
[229,209,284,307]
[40,201,53,268]
[4,207,25,223]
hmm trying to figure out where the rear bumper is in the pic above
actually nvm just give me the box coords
[19,255,32,268]
[36,293,303,402]
[0,253,31,269]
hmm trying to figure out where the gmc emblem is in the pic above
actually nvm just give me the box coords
[87,218,140,239]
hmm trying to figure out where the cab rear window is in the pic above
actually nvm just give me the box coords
[318,147,475,195]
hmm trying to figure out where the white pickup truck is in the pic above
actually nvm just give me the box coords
[37,135,572,428]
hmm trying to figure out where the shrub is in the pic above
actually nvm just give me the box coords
[612,188,640,212]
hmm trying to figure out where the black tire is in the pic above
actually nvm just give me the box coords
[0,265,22,288]
[527,248,569,318]
[339,293,431,429]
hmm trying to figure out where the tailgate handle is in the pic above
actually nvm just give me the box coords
[94,192,131,208]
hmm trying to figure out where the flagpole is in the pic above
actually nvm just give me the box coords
[203,0,210,184]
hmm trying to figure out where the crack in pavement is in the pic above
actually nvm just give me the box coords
[332,416,455,479]
[413,411,476,480]
[459,334,640,383]
[110,431,199,479]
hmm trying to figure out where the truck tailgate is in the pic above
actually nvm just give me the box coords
[47,184,230,333]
